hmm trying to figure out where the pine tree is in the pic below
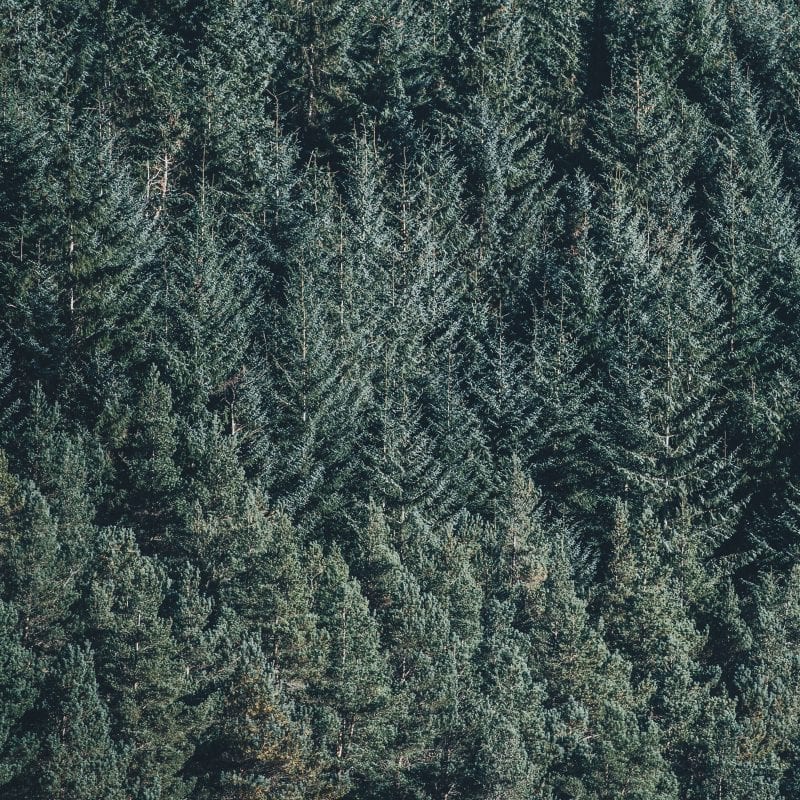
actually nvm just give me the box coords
[583,70,737,548]
[672,0,729,105]
[0,342,18,436]
[153,200,254,420]
[596,188,732,526]
[357,142,473,523]
[734,567,800,793]
[495,485,677,797]
[262,167,371,530]
[182,0,286,209]
[1,101,156,417]
[272,0,375,158]
[582,59,739,544]
[466,600,551,799]
[594,502,773,797]
[0,94,59,400]
[524,173,604,521]
[307,548,392,794]
[725,0,800,195]
[193,639,334,800]
[523,0,591,157]
[24,645,126,800]
[10,384,99,525]
[202,494,317,677]
[116,367,183,552]
[587,53,702,208]
[601,0,678,81]
[0,443,90,654]
[84,529,201,800]
[0,600,39,791]
[349,506,464,796]
[456,93,554,325]
[5,0,800,794]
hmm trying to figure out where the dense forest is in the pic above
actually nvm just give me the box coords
[2,0,800,797]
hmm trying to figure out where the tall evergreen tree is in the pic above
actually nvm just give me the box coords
[307,548,392,794]
[702,65,800,565]
[193,639,333,800]
[84,529,201,800]
[0,600,39,792]
[0,101,156,417]
[24,645,125,800]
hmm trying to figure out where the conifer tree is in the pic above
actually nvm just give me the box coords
[349,506,464,795]
[702,66,800,564]
[202,495,317,677]
[536,530,678,798]
[307,549,392,794]
[457,95,554,326]
[262,168,370,530]
[272,0,374,158]
[466,601,551,799]
[153,201,254,420]
[193,640,333,800]
[594,185,732,533]
[734,567,800,792]
[594,502,783,796]
[524,174,604,520]
[584,66,736,549]
[11,385,99,526]
[0,441,90,654]
[1,102,156,416]
[672,0,729,104]
[24,645,125,800]
[523,0,591,157]
[117,367,183,552]
[0,601,38,791]
[84,529,201,800]
[601,0,678,80]
[359,142,474,522]
[725,0,800,194]
[183,0,286,207]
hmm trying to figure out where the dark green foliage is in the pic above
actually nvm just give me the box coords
[701,66,800,565]
[117,367,183,550]
[5,2,800,797]
[27,645,126,800]
[0,99,156,416]
[84,530,201,799]
[0,600,38,789]
[193,640,333,800]
[0,436,92,653]
[307,548,392,792]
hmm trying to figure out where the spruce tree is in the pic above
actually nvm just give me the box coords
[725,0,800,195]
[734,567,800,793]
[262,169,371,530]
[1,102,156,417]
[702,65,800,565]
[117,367,183,553]
[0,440,90,654]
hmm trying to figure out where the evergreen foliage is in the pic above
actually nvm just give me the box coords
[3,0,800,796]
